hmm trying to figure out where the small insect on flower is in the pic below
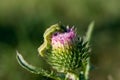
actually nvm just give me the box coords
[38,23,65,57]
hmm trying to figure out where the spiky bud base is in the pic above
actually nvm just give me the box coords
[48,37,90,73]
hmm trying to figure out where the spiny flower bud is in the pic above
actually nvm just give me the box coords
[43,24,90,73]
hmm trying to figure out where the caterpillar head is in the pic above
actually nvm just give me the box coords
[43,23,65,37]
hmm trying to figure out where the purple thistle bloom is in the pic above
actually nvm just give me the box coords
[51,27,76,50]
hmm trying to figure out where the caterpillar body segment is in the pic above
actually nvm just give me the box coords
[38,23,64,57]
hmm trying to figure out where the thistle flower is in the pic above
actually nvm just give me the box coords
[42,25,90,74]
[16,22,94,80]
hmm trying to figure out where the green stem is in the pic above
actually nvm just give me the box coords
[84,58,90,80]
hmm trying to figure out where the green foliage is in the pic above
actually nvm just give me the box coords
[16,51,64,80]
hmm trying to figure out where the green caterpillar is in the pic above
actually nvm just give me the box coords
[38,23,64,57]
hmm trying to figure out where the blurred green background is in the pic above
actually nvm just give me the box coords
[0,0,120,80]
